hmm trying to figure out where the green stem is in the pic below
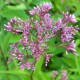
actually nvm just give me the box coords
[31,71,34,80]
[0,46,10,80]
[0,46,8,70]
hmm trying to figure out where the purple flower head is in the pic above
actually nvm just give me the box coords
[61,70,67,80]
[4,17,23,34]
[61,26,73,42]
[69,14,77,23]
[45,54,53,66]
[29,2,52,17]
[53,18,63,33]
[29,7,37,15]
[52,71,58,78]
[19,62,33,70]
[62,12,77,23]
[43,14,53,30]
[34,20,40,29]
[19,31,29,48]
[52,70,67,80]
[28,42,43,59]
[61,26,78,43]
[10,44,24,60]
[39,2,52,13]
[66,40,78,56]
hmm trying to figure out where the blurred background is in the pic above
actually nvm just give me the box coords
[0,0,80,80]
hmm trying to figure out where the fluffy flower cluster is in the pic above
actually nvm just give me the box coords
[5,2,78,70]
[29,2,52,17]
[53,12,78,55]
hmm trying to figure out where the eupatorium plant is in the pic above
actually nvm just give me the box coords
[5,2,78,70]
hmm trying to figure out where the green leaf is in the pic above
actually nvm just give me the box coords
[6,4,26,10]
[1,7,29,20]
[33,56,44,76]
[0,31,12,53]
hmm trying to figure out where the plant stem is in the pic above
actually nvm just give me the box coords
[0,46,8,70]
[0,46,10,80]
[31,71,34,80]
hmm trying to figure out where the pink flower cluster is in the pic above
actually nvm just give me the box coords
[29,2,52,17]
[5,2,78,70]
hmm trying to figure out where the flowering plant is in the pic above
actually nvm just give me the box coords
[5,2,78,75]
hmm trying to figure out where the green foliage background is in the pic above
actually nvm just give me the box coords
[0,0,80,80]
